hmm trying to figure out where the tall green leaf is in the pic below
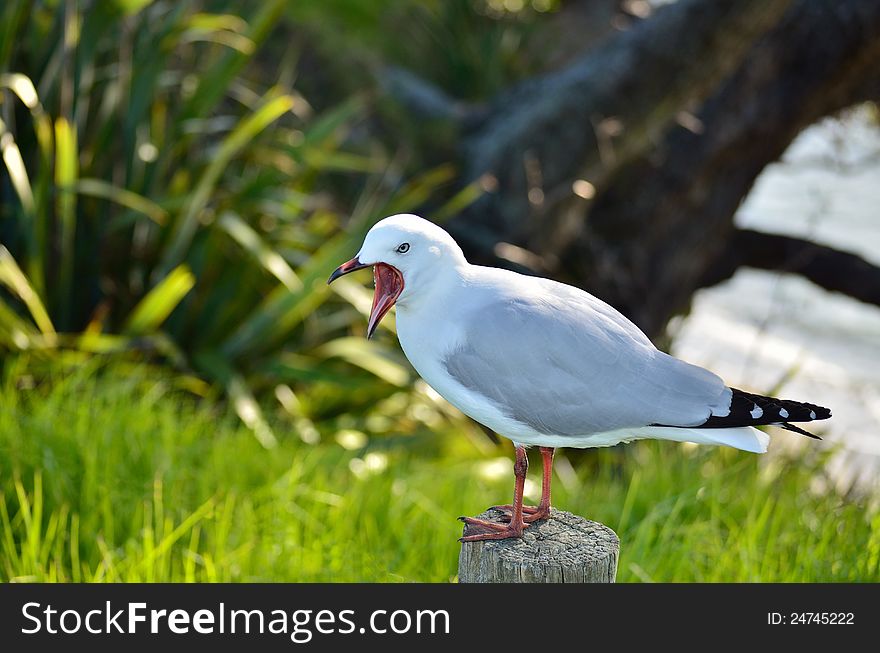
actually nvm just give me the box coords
[0,74,54,299]
[72,179,168,225]
[54,117,78,329]
[124,265,195,336]
[0,246,55,337]
[0,119,35,219]
[217,211,301,291]
[315,337,410,387]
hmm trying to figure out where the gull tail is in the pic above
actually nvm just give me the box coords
[637,425,770,454]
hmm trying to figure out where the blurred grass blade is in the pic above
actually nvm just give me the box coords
[180,13,255,54]
[195,352,278,448]
[1,73,40,109]
[54,118,78,329]
[184,13,249,33]
[260,353,367,386]
[326,277,379,323]
[0,296,38,349]
[228,375,278,449]
[315,338,410,387]
[157,93,294,278]
[139,497,215,571]
[0,245,55,336]
[180,30,254,54]
[180,0,286,121]
[217,211,301,291]
[298,96,363,148]
[72,332,132,354]
[432,177,486,223]
[0,118,36,217]
[0,2,28,70]
[0,119,42,299]
[114,0,153,16]
[124,265,195,336]
[387,164,456,214]
[1,74,54,299]
[301,150,383,173]
[0,74,54,186]
[73,179,168,225]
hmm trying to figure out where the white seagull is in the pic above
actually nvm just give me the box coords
[328,214,831,541]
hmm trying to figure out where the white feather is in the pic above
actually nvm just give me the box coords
[636,425,770,454]
[485,425,770,454]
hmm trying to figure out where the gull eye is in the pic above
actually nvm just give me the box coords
[396,242,410,254]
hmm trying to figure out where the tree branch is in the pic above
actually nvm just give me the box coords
[702,229,880,307]
[378,65,475,123]
[451,0,792,249]
[552,0,880,337]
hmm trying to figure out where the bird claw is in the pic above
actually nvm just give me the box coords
[491,504,551,523]
[459,525,527,542]
[459,515,527,541]
[492,503,539,515]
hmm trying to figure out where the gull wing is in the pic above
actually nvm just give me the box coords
[442,279,731,437]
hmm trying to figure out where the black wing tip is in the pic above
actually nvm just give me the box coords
[729,388,831,425]
[680,389,831,437]
[813,406,832,421]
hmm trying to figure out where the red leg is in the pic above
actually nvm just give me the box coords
[494,446,554,523]
[460,445,529,541]
[527,447,554,522]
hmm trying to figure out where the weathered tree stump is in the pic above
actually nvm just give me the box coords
[458,508,619,583]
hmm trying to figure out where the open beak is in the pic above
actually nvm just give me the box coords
[328,257,405,338]
[327,256,370,284]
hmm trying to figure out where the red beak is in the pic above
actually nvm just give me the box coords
[327,256,370,283]
[328,257,405,338]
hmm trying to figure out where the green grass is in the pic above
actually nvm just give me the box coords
[1,359,878,582]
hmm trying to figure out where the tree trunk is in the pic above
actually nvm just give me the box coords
[443,0,880,340]
[458,509,619,583]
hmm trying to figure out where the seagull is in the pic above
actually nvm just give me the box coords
[328,214,831,541]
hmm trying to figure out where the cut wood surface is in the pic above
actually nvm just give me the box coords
[458,509,619,583]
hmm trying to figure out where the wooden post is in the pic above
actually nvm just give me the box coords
[458,508,619,583]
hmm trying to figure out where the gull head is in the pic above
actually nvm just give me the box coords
[327,214,466,337]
